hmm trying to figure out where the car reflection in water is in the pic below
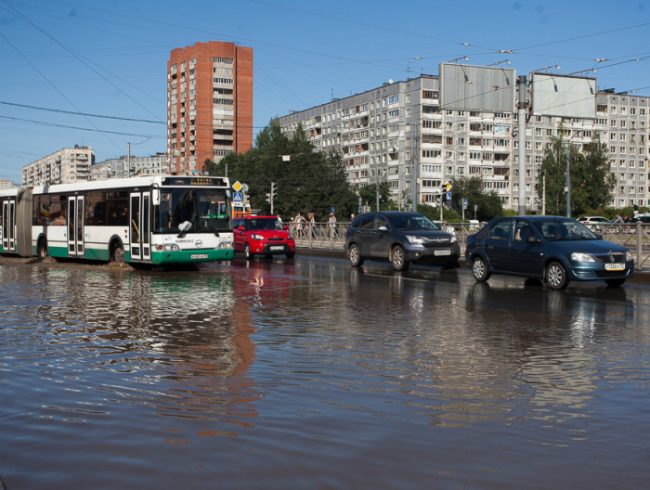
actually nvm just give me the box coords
[466,281,633,426]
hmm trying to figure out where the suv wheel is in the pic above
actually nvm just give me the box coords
[545,261,569,290]
[348,244,363,267]
[471,256,491,282]
[391,245,409,271]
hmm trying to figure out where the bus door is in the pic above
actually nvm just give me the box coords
[129,191,151,261]
[67,196,84,256]
[2,199,16,252]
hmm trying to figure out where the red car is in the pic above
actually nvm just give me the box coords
[233,215,296,259]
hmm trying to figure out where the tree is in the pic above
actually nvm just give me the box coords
[207,122,358,220]
[448,177,504,221]
[357,182,395,211]
[537,136,614,216]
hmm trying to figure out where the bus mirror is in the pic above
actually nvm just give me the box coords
[178,221,192,233]
[152,189,160,205]
[226,190,231,198]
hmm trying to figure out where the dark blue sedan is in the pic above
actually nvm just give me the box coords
[465,216,635,289]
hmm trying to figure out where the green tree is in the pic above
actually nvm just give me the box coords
[449,177,504,221]
[537,136,614,216]
[207,122,358,220]
[357,181,395,211]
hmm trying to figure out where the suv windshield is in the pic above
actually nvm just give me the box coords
[386,214,440,231]
[155,188,229,233]
[537,219,597,241]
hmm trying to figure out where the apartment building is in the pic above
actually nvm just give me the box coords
[276,75,650,211]
[22,146,94,186]
[167,41,253,175]
[595,90,649,208]
[91,153,169,180]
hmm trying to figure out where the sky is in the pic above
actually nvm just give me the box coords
[1,0,650,182]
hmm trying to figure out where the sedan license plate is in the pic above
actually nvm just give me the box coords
[270,246,284,251]
[434,249,451,256]
[604,263,625,271]
[191,253,209,259]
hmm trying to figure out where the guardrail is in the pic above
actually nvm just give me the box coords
[294,221,650,269]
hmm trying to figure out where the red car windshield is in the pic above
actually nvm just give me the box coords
[244,218,283,231]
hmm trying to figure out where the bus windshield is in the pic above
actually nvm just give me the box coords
[155,188,229,233]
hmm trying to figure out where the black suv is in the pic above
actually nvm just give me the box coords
[345,211,460,271]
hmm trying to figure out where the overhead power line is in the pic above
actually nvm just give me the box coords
[0,100,165,124]
[0,115,160,137]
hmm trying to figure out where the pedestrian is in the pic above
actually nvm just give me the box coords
[308,212,316,238]
[293,212,303,238]
[328,212,337,239]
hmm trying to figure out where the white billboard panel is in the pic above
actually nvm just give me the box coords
[440,63,516,113]
[532,74,596,118]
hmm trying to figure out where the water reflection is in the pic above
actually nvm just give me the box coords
[17,264,260,434]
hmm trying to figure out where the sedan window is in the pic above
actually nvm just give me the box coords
[488,220,513,240]
[538,220,597,241]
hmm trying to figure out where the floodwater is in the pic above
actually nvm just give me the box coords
[1,256,649,489]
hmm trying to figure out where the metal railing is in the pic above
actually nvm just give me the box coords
[294,221,650,269]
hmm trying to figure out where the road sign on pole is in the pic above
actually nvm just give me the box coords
[233,191,244,202]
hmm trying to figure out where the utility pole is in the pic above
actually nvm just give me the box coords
[564,142,571,217]
[542,173,546,215]
[127,142,131,178]
[517,75,527,215]
[376,183,380,211]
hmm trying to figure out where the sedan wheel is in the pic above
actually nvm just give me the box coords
[348,244,363,267]
[545,261,569,290]
[471,256,491,282]
[391,245,409,271]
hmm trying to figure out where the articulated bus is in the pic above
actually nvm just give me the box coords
[0,175,234,265]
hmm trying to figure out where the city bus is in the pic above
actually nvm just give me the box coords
[0,175,234,265]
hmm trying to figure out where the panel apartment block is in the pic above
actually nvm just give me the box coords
[167,41,253,175]
[276,75,650,211]
[21,146,94,186]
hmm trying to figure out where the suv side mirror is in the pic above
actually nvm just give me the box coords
[595,233,602,240]
[237,225,245,231]
[283,224,289,230]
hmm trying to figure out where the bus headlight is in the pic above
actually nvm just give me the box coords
[219,241,233,249]
[155,244,180,252]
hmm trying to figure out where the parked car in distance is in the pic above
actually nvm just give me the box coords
[465,216,635,289]
[578,216,610,224]
[345,211,460,271]
[233,215,295,259]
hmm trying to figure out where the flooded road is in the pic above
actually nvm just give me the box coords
[1,256,650,489]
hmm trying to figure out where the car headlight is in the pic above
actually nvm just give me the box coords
[450,235,457,243]
[406,235,424,244]
[571,252,596,262]
[250,234,264,241]
[626,250,635,262]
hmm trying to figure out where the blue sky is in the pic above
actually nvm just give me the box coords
[1,0,650,182]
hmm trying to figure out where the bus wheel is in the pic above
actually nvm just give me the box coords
[37,238,48,258]
[111,242,125,265]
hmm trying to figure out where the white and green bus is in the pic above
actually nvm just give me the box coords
[0,175,234,265]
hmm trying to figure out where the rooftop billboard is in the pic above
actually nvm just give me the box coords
[440,63,516,113]
[531,73,596,118]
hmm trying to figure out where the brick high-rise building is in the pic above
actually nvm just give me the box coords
[167,41,253,175]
